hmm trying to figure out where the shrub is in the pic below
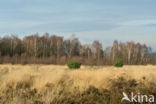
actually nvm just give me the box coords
[92,60,97,66]
[114,58,123,67]
[0,61,2,64]
[67,60,81,69]
[21,61,28,65]
[11,61,15,65]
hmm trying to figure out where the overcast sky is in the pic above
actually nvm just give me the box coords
[0,0,156,50]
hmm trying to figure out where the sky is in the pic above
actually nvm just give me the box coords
[0,0,156,50]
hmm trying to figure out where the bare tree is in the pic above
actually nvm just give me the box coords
[0,34,154,65]
[92,40,103,61]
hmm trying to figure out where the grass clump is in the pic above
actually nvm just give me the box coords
[114,58,123,67]
[67,60,81,69]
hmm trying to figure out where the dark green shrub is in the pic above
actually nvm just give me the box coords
[114,58,123,67]
[92,61,97,66]
[11,62,15,65]
[0,61,2,64]
[67,61,81,69]
[21,61,28,65]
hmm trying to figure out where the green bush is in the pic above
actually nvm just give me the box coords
[11,61,15,65]
[92,61,97,66]
[21,61,28,65]
[67,61,81,69]
[114,58,123,67]
[0,61,2,64]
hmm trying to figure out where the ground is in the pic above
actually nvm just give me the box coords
[0,64,156,104]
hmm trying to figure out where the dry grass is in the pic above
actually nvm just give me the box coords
[0,64,156,104]
[0,64,156,90]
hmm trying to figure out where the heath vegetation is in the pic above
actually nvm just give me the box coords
[0,64,156,104]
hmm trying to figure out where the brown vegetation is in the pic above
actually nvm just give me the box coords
[0,65,156,104]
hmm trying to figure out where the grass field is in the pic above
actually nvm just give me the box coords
[0,64,156,104]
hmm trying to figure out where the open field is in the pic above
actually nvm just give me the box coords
[0,64,156,104]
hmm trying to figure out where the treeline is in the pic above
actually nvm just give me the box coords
[0,33,155,65]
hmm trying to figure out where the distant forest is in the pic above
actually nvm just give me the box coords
[0,33,156,65]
